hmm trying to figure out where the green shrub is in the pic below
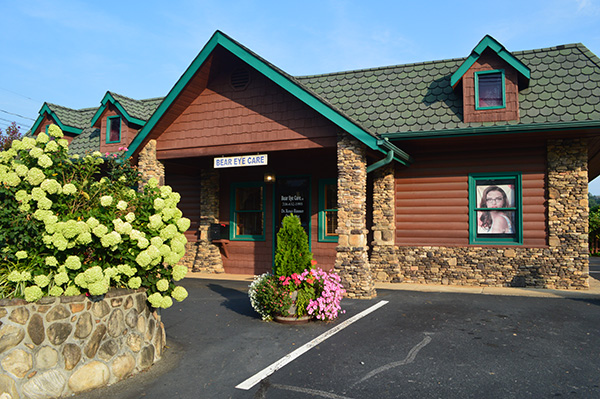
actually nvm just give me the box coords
[0,124,189,307]
[273,214,313,277]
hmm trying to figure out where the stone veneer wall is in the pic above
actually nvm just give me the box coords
[373,138,589,289]
[137,140,165,186]
[188,169,224,273]
[0,289,165,399]
[335,132,376,298]
[369,164,401,282]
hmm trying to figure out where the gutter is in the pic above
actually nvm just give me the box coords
[367,138,413,173]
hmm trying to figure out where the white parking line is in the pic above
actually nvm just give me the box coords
[235,300,389,391]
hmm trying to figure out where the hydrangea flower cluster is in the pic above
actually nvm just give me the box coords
[0,124,190,308]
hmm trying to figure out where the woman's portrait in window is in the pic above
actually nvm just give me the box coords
[477,184,515,235]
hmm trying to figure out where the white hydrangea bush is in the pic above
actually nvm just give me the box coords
[0,124,189,307]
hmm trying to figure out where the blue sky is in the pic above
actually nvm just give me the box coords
[2,0,600,190]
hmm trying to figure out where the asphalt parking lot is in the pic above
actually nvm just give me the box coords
[76,274,600,399]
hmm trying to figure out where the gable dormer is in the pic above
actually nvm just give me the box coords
[91,92,148,153]
[451,35,530,123]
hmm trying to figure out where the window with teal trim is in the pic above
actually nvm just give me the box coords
[107,116,121,143]
[469,173,522,245]
[230,182,265,241]
[318,179,338,242]
[475,70,505,110]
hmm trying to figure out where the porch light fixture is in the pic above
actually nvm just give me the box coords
[264,172,276,183]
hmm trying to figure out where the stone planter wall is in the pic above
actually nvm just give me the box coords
[0,289,165,399]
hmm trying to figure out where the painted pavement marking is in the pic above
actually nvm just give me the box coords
[272,384,355,399]
[235,300,389,391]
[352,333,434,387]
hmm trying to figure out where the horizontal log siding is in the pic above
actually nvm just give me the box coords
[395,142,547,247]
[164,162,202,242]
[156,61,338,159]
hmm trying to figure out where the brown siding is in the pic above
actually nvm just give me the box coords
[32,116,75,144]
[462,49,520,123]
[98,104,139,155]
[395,138,546,247]
[163,161,202,242]
[155,60,338,159]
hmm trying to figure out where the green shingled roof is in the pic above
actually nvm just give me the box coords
[297,43,600,138]
[46,103,97,130]
[69,127,100,157]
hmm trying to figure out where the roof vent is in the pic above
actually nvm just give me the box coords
[230,68,251,90]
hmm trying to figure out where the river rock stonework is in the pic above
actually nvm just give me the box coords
[371,139,589,289]
[0,289,165,398]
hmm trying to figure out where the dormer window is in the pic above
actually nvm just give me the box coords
[107,116,121,143]
[475,70,505,110]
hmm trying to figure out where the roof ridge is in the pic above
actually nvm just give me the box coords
[297,42,588,80]
[296,56,468,79]
[573,43,600,69]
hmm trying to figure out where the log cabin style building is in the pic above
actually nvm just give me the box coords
[30,32,600,297]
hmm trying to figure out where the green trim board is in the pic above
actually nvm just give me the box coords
[106,116,121,143]
[475,70,506,110]
[124,30,411,166]
[468,173,523,245]
[229,181,266,241]
[30,103,83,136]
[450,35,530,88]
[318,179,338,242]
[381,120,600,141]
[90,92,147,127]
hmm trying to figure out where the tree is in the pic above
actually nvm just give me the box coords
[0,122,22,150]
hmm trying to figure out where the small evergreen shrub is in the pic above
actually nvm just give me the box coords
[273,214,313,277]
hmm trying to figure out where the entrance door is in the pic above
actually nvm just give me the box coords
[274,176,311,249]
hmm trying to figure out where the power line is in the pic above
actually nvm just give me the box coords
[0,87,40,103]
[0,117,31,130]
[0,109,36,121]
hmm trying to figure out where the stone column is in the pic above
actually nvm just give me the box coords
[547,138,589,289]
[137,140,165,187]
[192,169,224,273]
[335,132,376,298]
[370,163,400,282]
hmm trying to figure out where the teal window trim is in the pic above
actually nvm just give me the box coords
[230,182,266,241]
[318,179,338,242]
[106,116,122,144]
[475,69,506,110]
[469,173,523,245]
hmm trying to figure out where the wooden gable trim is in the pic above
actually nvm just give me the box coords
[90,92,146,127]
[450,35,531,88]
[30,103,82,136]
[125,30,411,166]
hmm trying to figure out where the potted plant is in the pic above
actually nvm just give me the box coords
[248,214,346,323]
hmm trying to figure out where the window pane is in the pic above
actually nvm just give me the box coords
[325,210,338,236]
[236,187,262,211]
[236,212,263,236]
[109,118,120,142]
[325,184,337,209]
[478,73,503,107]
[475,179,516,237]
[477,210,515,235]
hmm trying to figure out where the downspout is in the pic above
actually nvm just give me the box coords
[366,138,413,173]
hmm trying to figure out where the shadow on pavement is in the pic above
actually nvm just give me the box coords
[207,283,257,318]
